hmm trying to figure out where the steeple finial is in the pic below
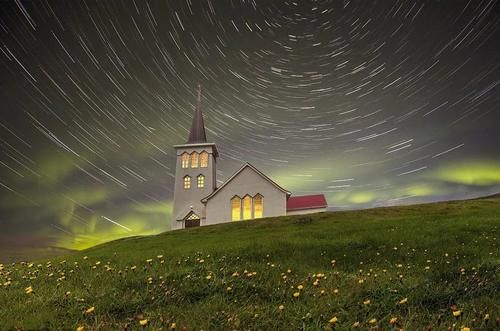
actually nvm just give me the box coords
[187,84,208,144]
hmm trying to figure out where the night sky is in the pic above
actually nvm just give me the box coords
[0,0,499,253]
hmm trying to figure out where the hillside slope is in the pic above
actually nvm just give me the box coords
[1,198,499,330]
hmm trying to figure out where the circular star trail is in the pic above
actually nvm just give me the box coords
[0,0,499,253]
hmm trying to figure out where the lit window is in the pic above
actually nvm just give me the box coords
[181,153,189,168]
[243,195,252,220]
[191,153,199,168]
[197,174,205,188]
[183,176,191,189]
[186,213,199,220]
[231,196,241,221]
[200,152,209,168]
[254,194,263,218]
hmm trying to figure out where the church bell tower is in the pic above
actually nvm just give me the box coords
[172,85,218,229]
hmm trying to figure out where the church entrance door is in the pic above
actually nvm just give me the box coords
[184,212,201,228]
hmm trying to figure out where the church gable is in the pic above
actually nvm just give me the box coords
[203,163,289,224]
[202,163,290,203]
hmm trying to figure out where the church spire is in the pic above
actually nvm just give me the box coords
[187,84,207,144]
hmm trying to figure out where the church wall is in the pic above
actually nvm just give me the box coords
[204,166,287,224]
[286,208,327,216]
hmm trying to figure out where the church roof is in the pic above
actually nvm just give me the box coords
[187,84,207,144]
[201,162,291,203]
[286,194,327,211]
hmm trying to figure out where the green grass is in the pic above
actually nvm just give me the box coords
[1,198,499,330]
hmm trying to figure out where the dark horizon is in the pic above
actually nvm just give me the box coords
[0,0,499,253]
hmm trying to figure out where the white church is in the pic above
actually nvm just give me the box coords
[172,86,327,229]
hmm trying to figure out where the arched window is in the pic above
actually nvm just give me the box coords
[200,151,209,168]
[181,153,189,168]
[254,194,263,219]
[242,195,252,220]
[197,174,205,188]
[191,152,199,168]
[183,175,191,189]
[231,196,241,221]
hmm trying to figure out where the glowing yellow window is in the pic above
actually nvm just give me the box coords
[254,194,263,218]
[197,174,205,188]
[231,196,241,221]
[242,195,252,220]
[186,213,199,220]
[181,153,189,168]
[191,153,199,168]
[200,152,209,167]
[183,176,191,189]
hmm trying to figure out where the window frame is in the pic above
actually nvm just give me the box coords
[200,151,209,168]
[183,175,191,189]
[253,194,263,219]
[190,152,199,168]
[242,195,253,220]
[181,153,189,168]
[197,174,205,188]
[230,195,241,221]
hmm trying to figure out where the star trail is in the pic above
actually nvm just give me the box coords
[0,0,499,254]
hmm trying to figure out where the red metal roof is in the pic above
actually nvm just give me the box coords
[287,194,327,211]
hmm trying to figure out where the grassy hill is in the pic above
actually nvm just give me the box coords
[1,198,499,330]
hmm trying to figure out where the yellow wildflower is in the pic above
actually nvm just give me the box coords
[369,318,377,325]
[363,299,370,305]
[139,319,148,326]
[279,304,285,311]
[297,284,304,290]
[293,291,300,298]
[76,327,84,331]
[329,316,338,324]
[452,310,462,317]
[84,306,95,314]
[170,322,176,329]
[389,317,398,324]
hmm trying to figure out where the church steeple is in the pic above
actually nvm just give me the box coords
[173,84,218,229]
[187,84,207,144]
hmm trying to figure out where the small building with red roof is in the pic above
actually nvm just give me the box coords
[286,194,328,215]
